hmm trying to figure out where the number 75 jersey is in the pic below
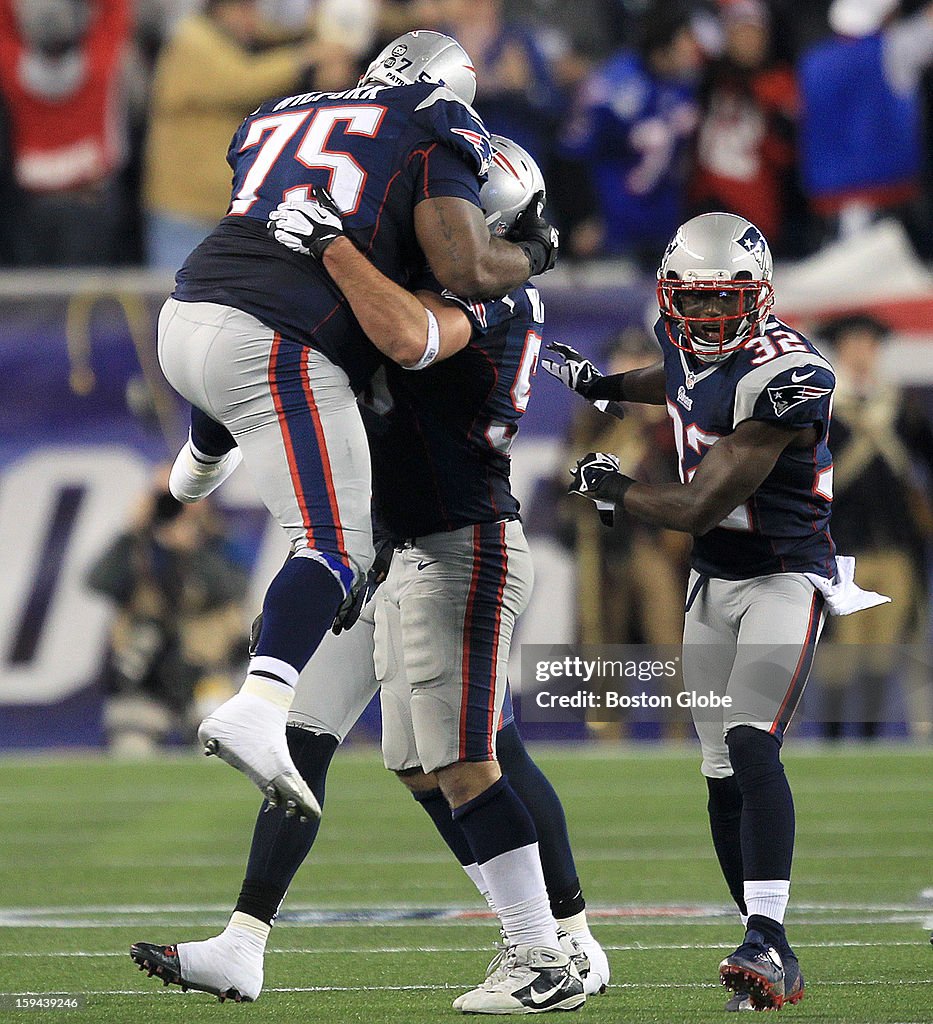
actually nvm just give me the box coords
[656,315,837,580]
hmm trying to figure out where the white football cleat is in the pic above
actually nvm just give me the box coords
[169,438,242,503]
[454,944,585,1014]
[198,691,321,820]
[560,931,609,996]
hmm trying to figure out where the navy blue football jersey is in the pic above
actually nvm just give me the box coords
[174,81,492,390]
[657,315,836,580]
[362,284,545,539]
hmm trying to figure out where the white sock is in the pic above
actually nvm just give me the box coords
[555,909,594,943]
[463,862,495,911]
[226,911,270,953]
[241,666,297,711]
[478,844,560,949]
[740,913,749,928]
[744,880,790,924]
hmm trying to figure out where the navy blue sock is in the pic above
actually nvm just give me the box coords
[706,775,747,916]
[726,726,795,881]
[190,406,236,457]
[254,556,343,674]
[452,776,537,865]
[234,727,339,925]
[747,914,791,957]
[496,722,585,918]
[412,787,474,866]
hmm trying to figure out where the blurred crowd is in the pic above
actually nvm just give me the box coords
[1,0,933,269]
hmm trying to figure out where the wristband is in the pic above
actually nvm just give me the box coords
[518,240,549,277]
[595,472,636,507]
[585,372,627,403]
[403,308,441,371]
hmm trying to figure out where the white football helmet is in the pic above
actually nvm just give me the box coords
[481,136,545,236]
[360,31,476,106]
[657,212,774,363]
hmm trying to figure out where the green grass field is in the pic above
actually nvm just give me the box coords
[0,745,930,1023]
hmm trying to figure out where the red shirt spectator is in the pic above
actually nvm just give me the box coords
[0,0,128,194]
[690,0,797,241]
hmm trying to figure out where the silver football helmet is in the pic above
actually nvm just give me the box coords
[481,136,545,236]
[360,31,476,106]
[657,212,774,363]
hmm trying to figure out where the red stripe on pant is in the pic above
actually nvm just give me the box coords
[770,592,822,737]
[269,334,315,545]
[459,522,507,762]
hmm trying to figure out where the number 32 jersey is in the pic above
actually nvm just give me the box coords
[174,81,491,390]
[656,315,837,580]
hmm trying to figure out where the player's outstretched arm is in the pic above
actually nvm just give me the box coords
[269,192,471,368]
[543,344,666,408]
[576,419,813,535]
[414,195,557,300]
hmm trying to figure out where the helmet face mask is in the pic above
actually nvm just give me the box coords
[480,136,545,236]
[657,213,775,363]
[360,31,477,106]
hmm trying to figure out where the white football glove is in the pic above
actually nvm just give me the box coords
[542,342,625,420]
[267,186,345,259]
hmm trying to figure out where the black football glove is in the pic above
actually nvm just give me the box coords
[541,341,626,421]
[569,451,631,528]
[267,186,346,259]
[332,538,395,635]
[508,190,559,276]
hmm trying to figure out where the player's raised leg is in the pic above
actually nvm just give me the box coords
[158,298,373,819]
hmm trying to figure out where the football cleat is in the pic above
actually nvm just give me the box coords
[559,930,609,996]
[455,943,585,1014]
[719,931,785,1010]
[198,691,321,821]
[129,940,261,1002]
[169,438,242,503]
[779,953,805,1008]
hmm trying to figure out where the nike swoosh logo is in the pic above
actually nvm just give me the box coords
[416,560,438,571]
[790,369,815,382]
[529,980,573,1006]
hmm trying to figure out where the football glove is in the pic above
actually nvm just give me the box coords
[508,190,559,276]
[268,186,345,259]
[542,342,626,420]
[569,451,630,528]
[331,538,395,635]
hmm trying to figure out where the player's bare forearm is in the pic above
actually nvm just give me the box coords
[415,197,532,299]
[586,360,667,405]
[618,420,799,535]
[322,239,470,365]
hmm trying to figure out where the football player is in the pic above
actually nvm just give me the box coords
[545,212,888,1010]
[131,139,600,1013]
[156,31,559,820]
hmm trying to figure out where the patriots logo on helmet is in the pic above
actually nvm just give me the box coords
[768,383,832,417]
[737,225,766,268]
[450,128,491,174]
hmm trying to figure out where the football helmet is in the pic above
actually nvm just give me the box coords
[481,135,545,236]
[657,212,774,363]
[360,31,476,106]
